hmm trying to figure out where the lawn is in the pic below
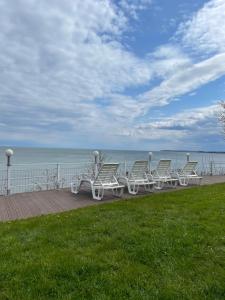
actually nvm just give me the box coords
[0,184,225,300]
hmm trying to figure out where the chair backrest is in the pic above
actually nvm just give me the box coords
[94,163,119,185]
[129,160,148,180]
[155,159,171,177]
[182,161,198,175]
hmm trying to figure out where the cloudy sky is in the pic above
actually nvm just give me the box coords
[0,0,225,151]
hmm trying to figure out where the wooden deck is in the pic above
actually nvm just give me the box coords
[0,176,225,222]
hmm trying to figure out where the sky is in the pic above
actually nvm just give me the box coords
[0,0,225,151]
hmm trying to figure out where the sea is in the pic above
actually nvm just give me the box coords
[0,147,225,172]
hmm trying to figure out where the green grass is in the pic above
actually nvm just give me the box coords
[0,184,225,300]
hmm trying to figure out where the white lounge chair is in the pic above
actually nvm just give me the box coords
[176,161,202,186]
[118,160,155,195]
[71,163,124,200]
[150,159,178,189]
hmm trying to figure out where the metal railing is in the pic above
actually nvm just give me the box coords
[0,162,93,195]
[1,149,225,196]
[110,160,225,177]
[206,161,225,176]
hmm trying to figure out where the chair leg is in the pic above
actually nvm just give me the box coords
[92,187,104,200]
[170,180,177,189]
[155,181,164,190]
[71,181,81,194]
[113,187,124,198]
[128,183,139,195]
[144,184,154,192]
[179,178,188,186]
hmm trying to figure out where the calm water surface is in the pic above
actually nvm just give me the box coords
[0,147,225,171]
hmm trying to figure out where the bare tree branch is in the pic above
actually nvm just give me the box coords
[218,101,225,136]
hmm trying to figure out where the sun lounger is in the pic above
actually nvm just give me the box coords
[149,159,178,189]
[176,161,202,186]
[118,160,155,194]
[71,163,124,200]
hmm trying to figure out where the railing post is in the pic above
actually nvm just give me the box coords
[57,163,60,189]
[93,151,99,178]
[46,169,49,190]
[5,149,14,196]
[210,161,213,176]
[186,152,190,162]
[6,166,10,196]
[148,152,153,173]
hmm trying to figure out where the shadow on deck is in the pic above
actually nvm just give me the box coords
[0,176,224,222]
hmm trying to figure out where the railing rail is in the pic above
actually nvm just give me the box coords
[0,162,94,195]
[1,154,225,196]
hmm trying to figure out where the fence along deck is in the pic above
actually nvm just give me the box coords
[0,149,225,196]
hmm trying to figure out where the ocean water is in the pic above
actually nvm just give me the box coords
[0,147,225,171]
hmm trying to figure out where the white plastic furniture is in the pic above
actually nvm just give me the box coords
[118,160,155,195]
[176,161,202,186]
[150,159,178,189]
[71,163,124,200]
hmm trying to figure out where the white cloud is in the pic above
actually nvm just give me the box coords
[117,104,221,151]
[148,44,192,79]
[140,52,225,109]
[0,0,153,125]
[118,0,152,19]
[0,0,153,108]
[177,0,225,54]
[137,105,219,131]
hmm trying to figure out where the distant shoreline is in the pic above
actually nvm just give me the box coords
[160,150,225,154]
[0,146,224,154]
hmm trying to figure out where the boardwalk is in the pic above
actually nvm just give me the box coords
[0,176,224,222]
